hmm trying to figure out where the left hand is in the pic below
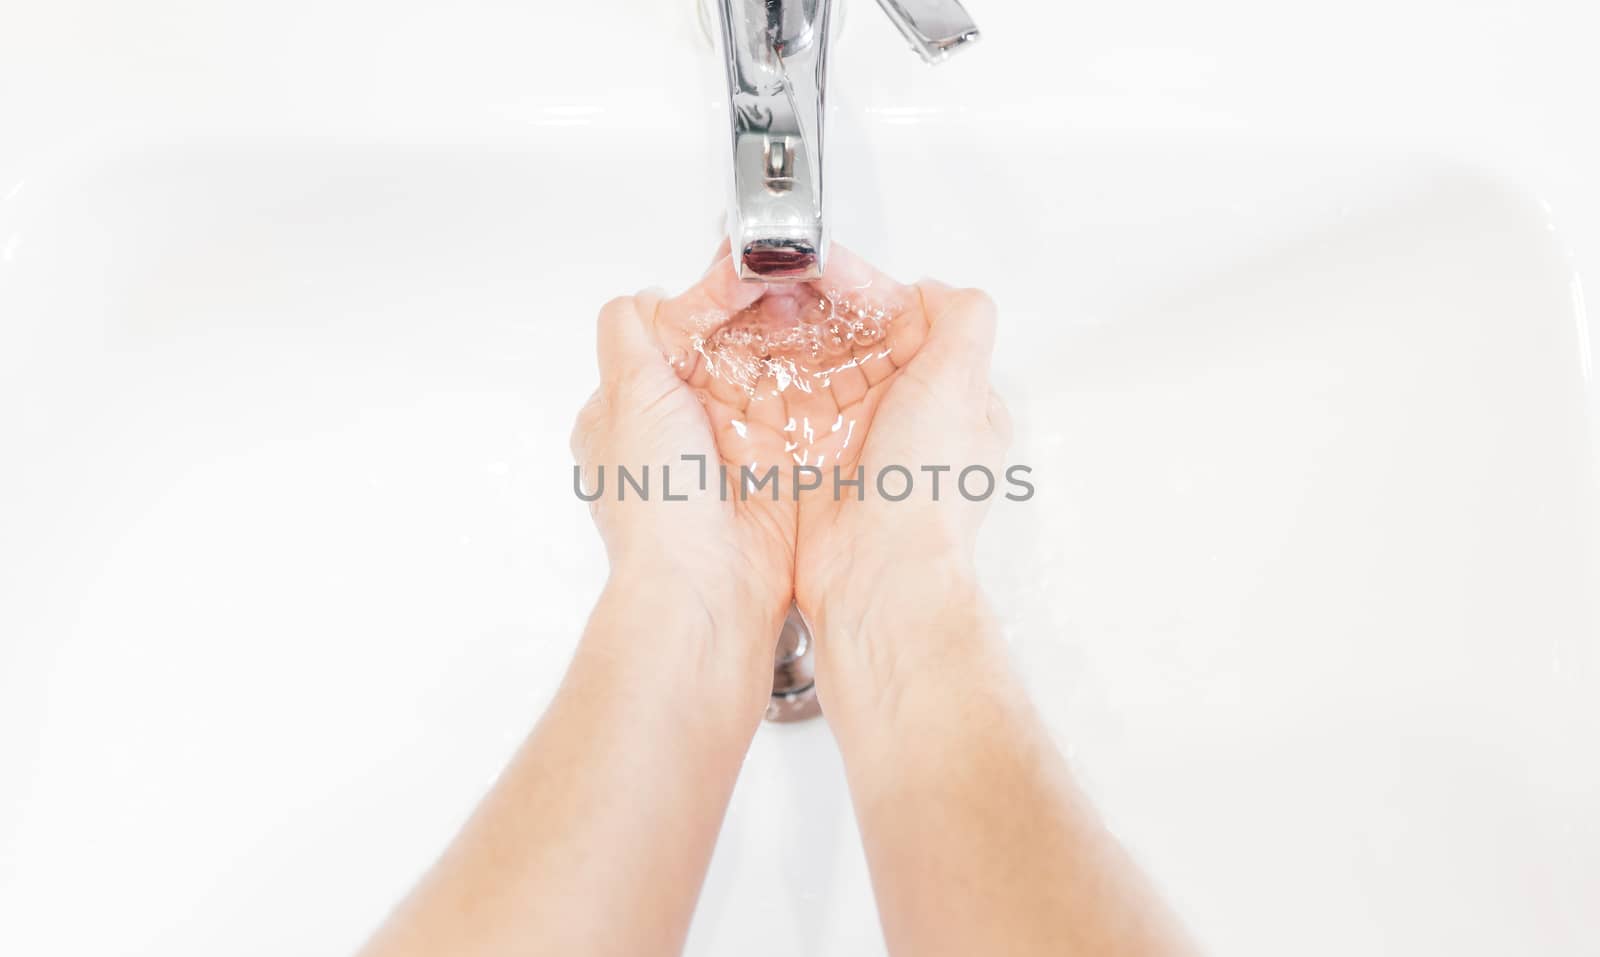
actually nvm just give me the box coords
[570,247,797,695]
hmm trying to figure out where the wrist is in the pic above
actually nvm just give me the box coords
[608,545,790,639]
[806,563,1001,739]
[581,572,783,736]
[805,550,980,644]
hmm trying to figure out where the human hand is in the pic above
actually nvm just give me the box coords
[572,243,1008,722]
[569,247,798,708]
[784,255,1012,713]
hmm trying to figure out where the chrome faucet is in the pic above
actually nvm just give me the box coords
[710,0,981,282]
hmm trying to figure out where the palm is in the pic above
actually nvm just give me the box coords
[790,280,1005,616]
[642,246,999,633]
[662,258,928,504]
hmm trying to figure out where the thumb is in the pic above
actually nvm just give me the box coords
[912,281,999,398]
[595,291,674,396]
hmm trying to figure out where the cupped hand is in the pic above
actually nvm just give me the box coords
[569,248,797,670]
[571,242,1009,713]
[785,253,1012,697]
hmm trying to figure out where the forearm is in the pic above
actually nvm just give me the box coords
[361,581,773,957]
[816,580,1196,957]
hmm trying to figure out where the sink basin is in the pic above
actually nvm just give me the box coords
[2,1,1596,955]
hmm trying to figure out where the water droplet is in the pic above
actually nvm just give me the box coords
[852,316,884,346]
[822,318,853,357]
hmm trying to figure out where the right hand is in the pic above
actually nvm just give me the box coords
[792,254,1012,713]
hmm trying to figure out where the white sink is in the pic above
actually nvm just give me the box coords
[2,2,1597,955]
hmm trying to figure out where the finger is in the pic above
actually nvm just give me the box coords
[595,295,651,386]
[697,351,756,414]
[912,281,999,396]
[826,360,869,412]
[707,237,732,270]
[987,388,1013,444]
[782,374,842,464]
[745,379,790,435]
[815,243,908,303]
[569,388,605,463]
[703,396,759,459]
[811,243,927,375]
[596,292,683,406]
[655,251,768,357]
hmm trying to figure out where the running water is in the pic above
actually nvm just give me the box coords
[681,285,899,399]
[665,278,911,470]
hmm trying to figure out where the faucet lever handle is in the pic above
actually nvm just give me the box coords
[872,0,980,64]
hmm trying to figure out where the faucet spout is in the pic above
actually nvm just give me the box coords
[712,0,834,282]
[709,0,980,283]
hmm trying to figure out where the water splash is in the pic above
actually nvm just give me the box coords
[688,286,900,399]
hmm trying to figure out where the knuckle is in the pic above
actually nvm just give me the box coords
[595,296,641,353]
[954,287,998,318]
[986,390,1014,443]
[568,423,586,462]
[598,295,638,323]
[569,392,605,460]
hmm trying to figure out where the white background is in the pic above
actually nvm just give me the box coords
[2,1,1597,954]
